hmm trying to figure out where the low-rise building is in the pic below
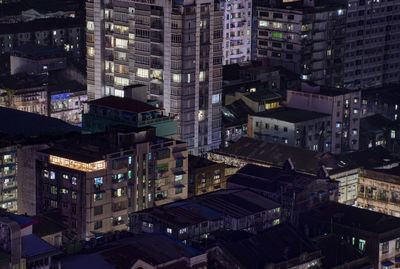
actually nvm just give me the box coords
[61,233,207,269]
[82,96,177,138]
[0,72,87,126]
[188,155,226,197]
[228,164,339,223]
[130,189,281,245]
[36,126,188,240]
[248,107,331,152]
[357,167,400,217]
[287,83,361,154]
[0,212,61,268]
[207,224,322,269]
[10,44,67,75]
[300,202,400,269]
[361,85,400,121]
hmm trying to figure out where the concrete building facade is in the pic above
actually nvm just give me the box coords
[221,0,252,65]
[344,0,400,89]
[86,0,223,154]
[254,0,346,87]
[36,127,188,240]
[286,83,361,154]
[248,107,331,152]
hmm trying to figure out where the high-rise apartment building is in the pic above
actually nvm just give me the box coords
[36,127,188,240]
[86,0,223,154]
[221,0,252,65]
[254,0,346,87]
[344,0,400,89]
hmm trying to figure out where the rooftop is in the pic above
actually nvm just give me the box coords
[211,137,325,174]
[88,96,162,114]
[139,189,279,228]
[22,234,61,259]
[220,224,320,269]
[0,17,83,35]
[0,107,80,137]
[62,233,201,269]
[12,44,65,59]
[302,202,400,235]
[188,155,220,170]
[253,107,329,123]
[315,234,370,269]
[222,99,253,127]
[228,164,321,195]
[32,213,66,238]
[360,114,392,134]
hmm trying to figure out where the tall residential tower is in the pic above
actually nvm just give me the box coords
[86,0,223,154]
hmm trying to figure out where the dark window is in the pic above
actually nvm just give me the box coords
[94,205,103,216]
[273,13,283,19]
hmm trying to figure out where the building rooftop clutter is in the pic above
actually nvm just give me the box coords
[361,114,392,133]
[0,72,47,90]
[0,17,83,35]
[138,189,279,228]
[21,233,60,259]
[253,107,330,123]
[12,44,65,59]
[314,234,371,269]
[211,137,326,174]
[87,96,163,114]
[188,155,218,170]
[229,164,320,191]
[332,146,399,173]
[62,233,203,269]
[362,84,400,106]
[221,99,253,127]
[217,224,321,269]
[302,202,400,234]
[32,213,65,238]
[0,107,80,136]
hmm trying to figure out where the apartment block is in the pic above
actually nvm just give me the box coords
[344,0,400,89]
[221,0,252,64]
[86,0,223,154]
[188,155,226,196]
[36,127,188,240]
[287,83,361,154]
[254,0,346,87]
[248,107,331,152]
[0,17,84,74]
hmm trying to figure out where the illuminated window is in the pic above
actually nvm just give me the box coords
[50,171,56,179]
[272,22,282,29]
[94,177,103,186]
[172,74,181,83]
[167,227,172,234]
[87,47,94,57]
[136,68,149,78]
[391,130,396,139]
[199,71,205,82]
[259,20,268,27]
[175,175,183,181]
[114,76,129,86]
[272,32,282,38]
[86,21,94,31]
[359,239,366,251]
[115,38,128,49]
[212,94,220,104]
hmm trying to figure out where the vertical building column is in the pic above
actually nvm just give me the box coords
[93,0,104,100]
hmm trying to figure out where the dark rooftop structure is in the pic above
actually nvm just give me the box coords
[253,107,330,123]
[314,234,371,269]
[301,202,400,234]
[12,44,65,59]
[216,224,321,269]
[62,233,203,269]
[0,17,83,35]
[188,155,218,169]
[88,96,162,114]
[221,99,253,127]
[209,137,326,174]
[0,107,80,137]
